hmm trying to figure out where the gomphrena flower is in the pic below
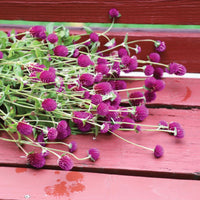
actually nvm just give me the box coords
[118,48,128,58]
[109,8,121,19]
[94,73,103,83]
[58,155,73,171]
[169,122,184,138]
[97,102,109,116]
[17,122,33,136]
[95,64,109,75]
[155,40,166,52]
[154,145,164,158]
[123,56,138,73]
[144,65,154,76]
[53,45,68,57]
[166,62,187,76]
[145,77,165,92]
[78,54,94,67]
[158,120,168,130]
[149,52,160,62]
[47,33,58,43]
[90,94,102,105]
[121,117,135,129]
[88,148,100,161]
[144,90,156,102]
[47,127,58,140]
[153,67,164,79]
[40,67,56,83]
[0,51,4,59]
[42,98,57,112]
[100,122,110,133]
[29,25,46,39]
[28,63,46,72]
[68,141,77,153]
[90,32,99,42]
[73,49,79,58]
[56,120,71,140]
[132,105,149,122]
[114,80,127,90]
[129,92,144,106]
[27,152,46,168]
[79,73,94,87]
[94,82,112,95]
[174,63,186,76]
[73,111,93,126]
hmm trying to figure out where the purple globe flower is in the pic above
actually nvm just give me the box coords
[118,48,128,58]
[158,120,168,130]
[78,54,94,67]
[56,120,71,140]
[95,64,109,75]
[47,127,58,140]
[58,155,73,171]
[145,77,165,92]
[100,122,110,133]
[53,45,68,57]
[88,148,100,161]
[114,80,127,90]
[144,91,157,103]
[155,40,166,52]
[174,63,187,76]
[121,117,135,129]
[73,49,79,58]
[0,51,4,59]
[29,26,46,39]
[169,122,184,138]
[97,102,109,116]
[77,123,92,132]
[109,8,120,19]
[94,73,103,83]
[90,94,102,105]
[154,145,164,158]
[17,122,33,136]
[94,82,112,95]
[153,67,164,79]
[68,141,77,153]
[129,92,144,106]
[133,105,149,122]
[79,73,94,87]
[73,111,93,126]
[144,65,154,76]
[90,32,99,42]
[40,67,56,83]
[27,152,46,168]
[47,33,58,43]
[42,98,57,112]
[149,52,161,62]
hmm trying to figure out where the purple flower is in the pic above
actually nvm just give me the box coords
[79,73,94,87]
[149,52,160,62]
[90,94,102,105]
[58,155,73,171]
[28,63,46,72]
[118,48,128,58]
[123,56,138,73]
[73,111,93,126]
[56,120,71,140]
[154,145,164,158]
[97,57,108,64]
[166,62,178,74]
[109,8,120,19]
[155,40,166,52]
[174,64,186,76]
[135,45,141,54]
[121,117,135,129]
[77,123,92,132]
[110,92,121,108]
[135,125,141,133]
[132,105,149,122]
[88,148,100,161]
[100,122,110,133]
[29,26,46,39]
[47,33,58,43]
[169,122,184,138]
[95,64,109,75]
[68,141,77,153]
[94,73,103,83]
[144,91,156,102]
[53,45,68,57]
[145,77,165,92]
[0,51,4,59]
[121,55,131,66]
[144,65,154,76]
[78,54,94,67]
[40,67,56,83]
[94,82,112,95]
[105,106,119,121]
[129,92,144,106]
[90,32,99,42]
[97,102,109,116]
[47,127,58,140]
[158,120,168,130]
[114,80,127,90]
[17,122,33,136]
[42,98,57,112]
[27,152,46,168]
[73,49,79,58]
[111,62,121,77]
[153,67,164,79]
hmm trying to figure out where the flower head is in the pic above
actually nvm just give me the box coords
[73,48,79,58]
[145,77,165,92]
[90,94,102,105]
[169,122,184,138]
[68,141,77,153]
[109,8,121,19]
[88,148,100,161]
[100,122,110,133]
[129,92,144,106]
[47,127,58,140]
[155,40,166,52]
[40,67,56,83]
[121,117,135,129]
[94,82,112,95]
[47,33,58,43]
[154,145,164,158]
[144,65,154,76]
[29,26,46,39]
[78,54,94,67]
[90,32,99,42]
[17,122,33,136]
[132,105,149,122]
[42,98,57,112]
[27,152,46,168]
[144,91,156,102]
[0,51,4,59]
[97,102,109,116]
[58,155,73,171]
[95,64,109,75]
[53,45,68,57]
[153,67,164,79]
[79,73,94,87]
[118,48,128,58]
[158,120,168,130]
[149,52,160,62]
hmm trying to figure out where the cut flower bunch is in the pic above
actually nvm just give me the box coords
[0,8,186,170]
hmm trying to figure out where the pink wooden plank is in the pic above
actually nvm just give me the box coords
[121,78,200,108]
[0,108,200,178]
[0,166,200,200]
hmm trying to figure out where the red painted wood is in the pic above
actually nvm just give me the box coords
[0,0,200,24]
[0,108,200,178]
[121,78,200,108]
[0,167,200,200]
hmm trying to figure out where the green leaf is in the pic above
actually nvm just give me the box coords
[46,23,54,34]
[13,64,23,77]
[123,33,128,44]
[83,26,93,34]
[0,92,5,106]
[104,38,116,48]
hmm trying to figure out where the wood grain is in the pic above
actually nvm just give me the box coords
[0,108,200,179]
[0,0,200,24]
[0,166,200,200]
